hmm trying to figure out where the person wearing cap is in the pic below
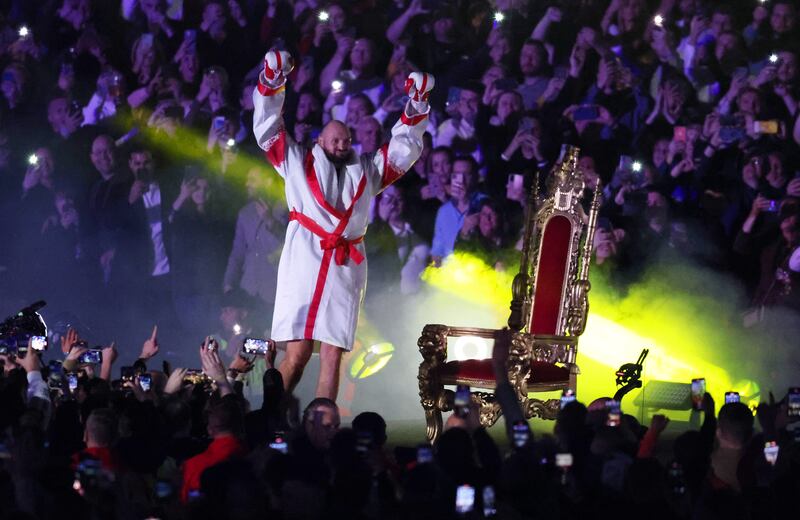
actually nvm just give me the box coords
[252,50,434,400]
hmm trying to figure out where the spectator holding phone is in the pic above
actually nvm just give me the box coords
[455,198,512,268]
[735,201,800,312]
[223,167,284,307]
[430,156,487,264]
[366,184,430,295]
[169,171,230,333]
[434,82,482,159]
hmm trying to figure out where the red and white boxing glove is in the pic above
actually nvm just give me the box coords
[262,50,294,86]
[405,72,435,109]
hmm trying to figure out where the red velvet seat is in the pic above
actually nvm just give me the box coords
[439,359,570,387]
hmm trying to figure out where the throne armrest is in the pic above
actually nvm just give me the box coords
[418,324,500,362]
[530,335,578,365]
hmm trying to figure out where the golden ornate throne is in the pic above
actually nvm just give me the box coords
[418,146,600,443]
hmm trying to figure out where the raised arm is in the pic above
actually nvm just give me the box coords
[252,50,298,176]
[370,72,434,194]
[386,0,427,45]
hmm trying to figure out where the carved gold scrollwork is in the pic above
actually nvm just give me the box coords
[524,398,561,420]
[418,324,449,443]
[472,391,503,428]
[507,332,532,403]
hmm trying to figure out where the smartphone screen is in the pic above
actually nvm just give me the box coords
[446,87,462,108]
[754,120,779,134]
[155,480,173,500]
[560,388,576,409]
[121,366,135,381]
[512,420,529,448]
[243,337,269,355]
[455,484,475,514]
[212,116,226,132]
[67,373,79,392]
[454,385,470,417]
[606,399,621,426]
[788,387,800,417]
[30,335,47,351]
[673,126,687,142]
[416,444,433,464]
[269,434,288,454]
[78,350,102,364]
[725,391,740,404]
[764,441,779,466]
[691,378,705,410]
[669,462,686,495]
[483,486,496,517]
[138,374,152,392]
[573,105,600,121]
[555,453,573,469]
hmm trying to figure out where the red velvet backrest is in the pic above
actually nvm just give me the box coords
[529,215,573,335]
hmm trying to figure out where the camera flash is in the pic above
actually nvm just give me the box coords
[318,10,329,22]
[226,138,236,148]
[28,154,38,166]
[494,11,505,23]
[18,26,29,38]
[653,14,664,27]
[769,53,779,64]
[331,79,344,92]
[632,161,642,172]
[233,323,242,335]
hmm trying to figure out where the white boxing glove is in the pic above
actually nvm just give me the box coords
[405,72,435,111]
[262,50,294,86]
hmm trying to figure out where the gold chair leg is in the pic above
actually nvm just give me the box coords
[569,365,579,394]
[418,325,449,444]
[423,407,443,444]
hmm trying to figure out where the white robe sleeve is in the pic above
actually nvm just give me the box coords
[368,100,430,196]
[252,74,302,178]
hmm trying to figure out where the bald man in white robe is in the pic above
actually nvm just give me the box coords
[253,50,434,399]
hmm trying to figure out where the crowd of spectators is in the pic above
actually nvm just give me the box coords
[2,0,800,517]
[1,326,799,519]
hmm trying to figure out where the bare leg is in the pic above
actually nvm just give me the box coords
[316,342,343,400]
[278,339,313,393]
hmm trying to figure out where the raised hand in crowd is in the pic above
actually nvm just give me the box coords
[99,342,117,381]
[569,42,587,79]
[756,391,787,440]
[229,354,254,375]
[140,325,159,360]
[62,339,89,372]
[18,339,42,374]
[200,336,232,397]
[164,367,189,395]
[228,0,247,28]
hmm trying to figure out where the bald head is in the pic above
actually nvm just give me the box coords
[318,120,352,164]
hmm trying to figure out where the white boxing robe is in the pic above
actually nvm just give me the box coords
[252,77,429,350]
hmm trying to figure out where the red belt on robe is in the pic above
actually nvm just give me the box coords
[294,161,368,341]
[288,210,364,266]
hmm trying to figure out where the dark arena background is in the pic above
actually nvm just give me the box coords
[1,1,800,519]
